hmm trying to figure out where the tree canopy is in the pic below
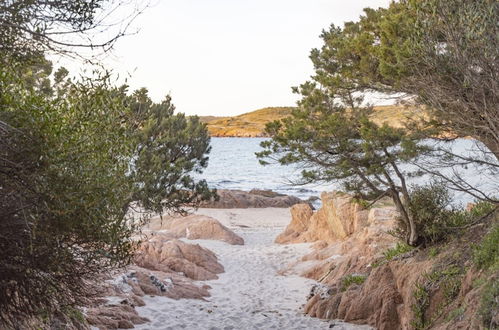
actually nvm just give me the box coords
[0,59,214,325]
[303,0,498,158]
[0,0,141,59]
[258,0,498,246]
[0,1,213,325]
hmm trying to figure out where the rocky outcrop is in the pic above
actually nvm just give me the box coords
[276,192,406,329]
[275,192,372,244]
[145,214,244,245]
[86,302,149,330]
[135,235,224,280]
[85,266,213,329]
[278,191,498,330]
[199,189,303,208]
[275,204,317,244]
[86,222,228,329]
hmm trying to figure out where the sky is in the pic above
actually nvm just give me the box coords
[52,0,392,117]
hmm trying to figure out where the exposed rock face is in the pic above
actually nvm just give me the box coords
[86,303,149,330]
[135,235,224,280]
[199,189,303,208]
[145,214,244,245]
[277,192,405,329]
[275,192,371,244]
[278,191,497,330]
[275,203,315,244]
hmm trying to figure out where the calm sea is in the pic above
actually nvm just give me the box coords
[198,137,498,205]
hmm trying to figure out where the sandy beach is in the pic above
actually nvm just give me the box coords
[134,208,372,330]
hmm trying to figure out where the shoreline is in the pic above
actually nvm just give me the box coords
[132,207,371,330]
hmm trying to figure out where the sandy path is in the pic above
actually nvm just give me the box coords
[135,208,371,330]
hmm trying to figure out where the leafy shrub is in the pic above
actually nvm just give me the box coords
[407,183,455,244]
[396,183,497,245]
[473,224,499,271]
[0,63,213,326]
[479,279,498,329]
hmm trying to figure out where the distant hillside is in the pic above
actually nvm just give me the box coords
[206,107,294,137]
[204,105,422,137]
[199,116,228,123]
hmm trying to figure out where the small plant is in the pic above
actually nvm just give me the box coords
[411,265,464,329]
[341,274,367,291]
[428,247,439,258]
[411,282,430,330]
[62,306,87,324]
[445,306,465,322]
[479,279,498,329]
[473,224,499,271]
[468,201,497,219]
[383,242,414,261]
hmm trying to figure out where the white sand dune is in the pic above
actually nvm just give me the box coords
[135,208,372,330]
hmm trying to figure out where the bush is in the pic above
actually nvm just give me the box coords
[473,224,499,271]
[479,279,499,329]
[407,183,456,244]
[393,183,496,245]
[0,64,213,326]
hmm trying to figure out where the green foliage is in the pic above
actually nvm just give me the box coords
[445,306,465,322]
[0,61,213,325]
[0,0,130,59]
[473,224,499,271]
[479,279,499,329]
[405,183,455,244]
[383,243,414,261]
[411,265,464,329]
[341,274,367,291]
[128,88,214,215]
[295,0,499,158]
[411,282,430,330]
[428,247,439,258]
[393,183,497,245]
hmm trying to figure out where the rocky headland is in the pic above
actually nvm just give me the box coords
[202,105,418,137]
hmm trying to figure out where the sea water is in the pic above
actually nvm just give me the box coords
[198,137,498,205]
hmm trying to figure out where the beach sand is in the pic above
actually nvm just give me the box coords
[135,208,372,330]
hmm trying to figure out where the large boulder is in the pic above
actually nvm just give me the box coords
[275,192,371,244]
[135,235,224,280]
[199,189,303,208]
[318,192,369,239]
[145,214,244,245]
[275,202,337,245]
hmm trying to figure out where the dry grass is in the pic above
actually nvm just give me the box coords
[204,105,424,137]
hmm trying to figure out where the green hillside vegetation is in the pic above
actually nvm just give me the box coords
[205,105,420,137]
